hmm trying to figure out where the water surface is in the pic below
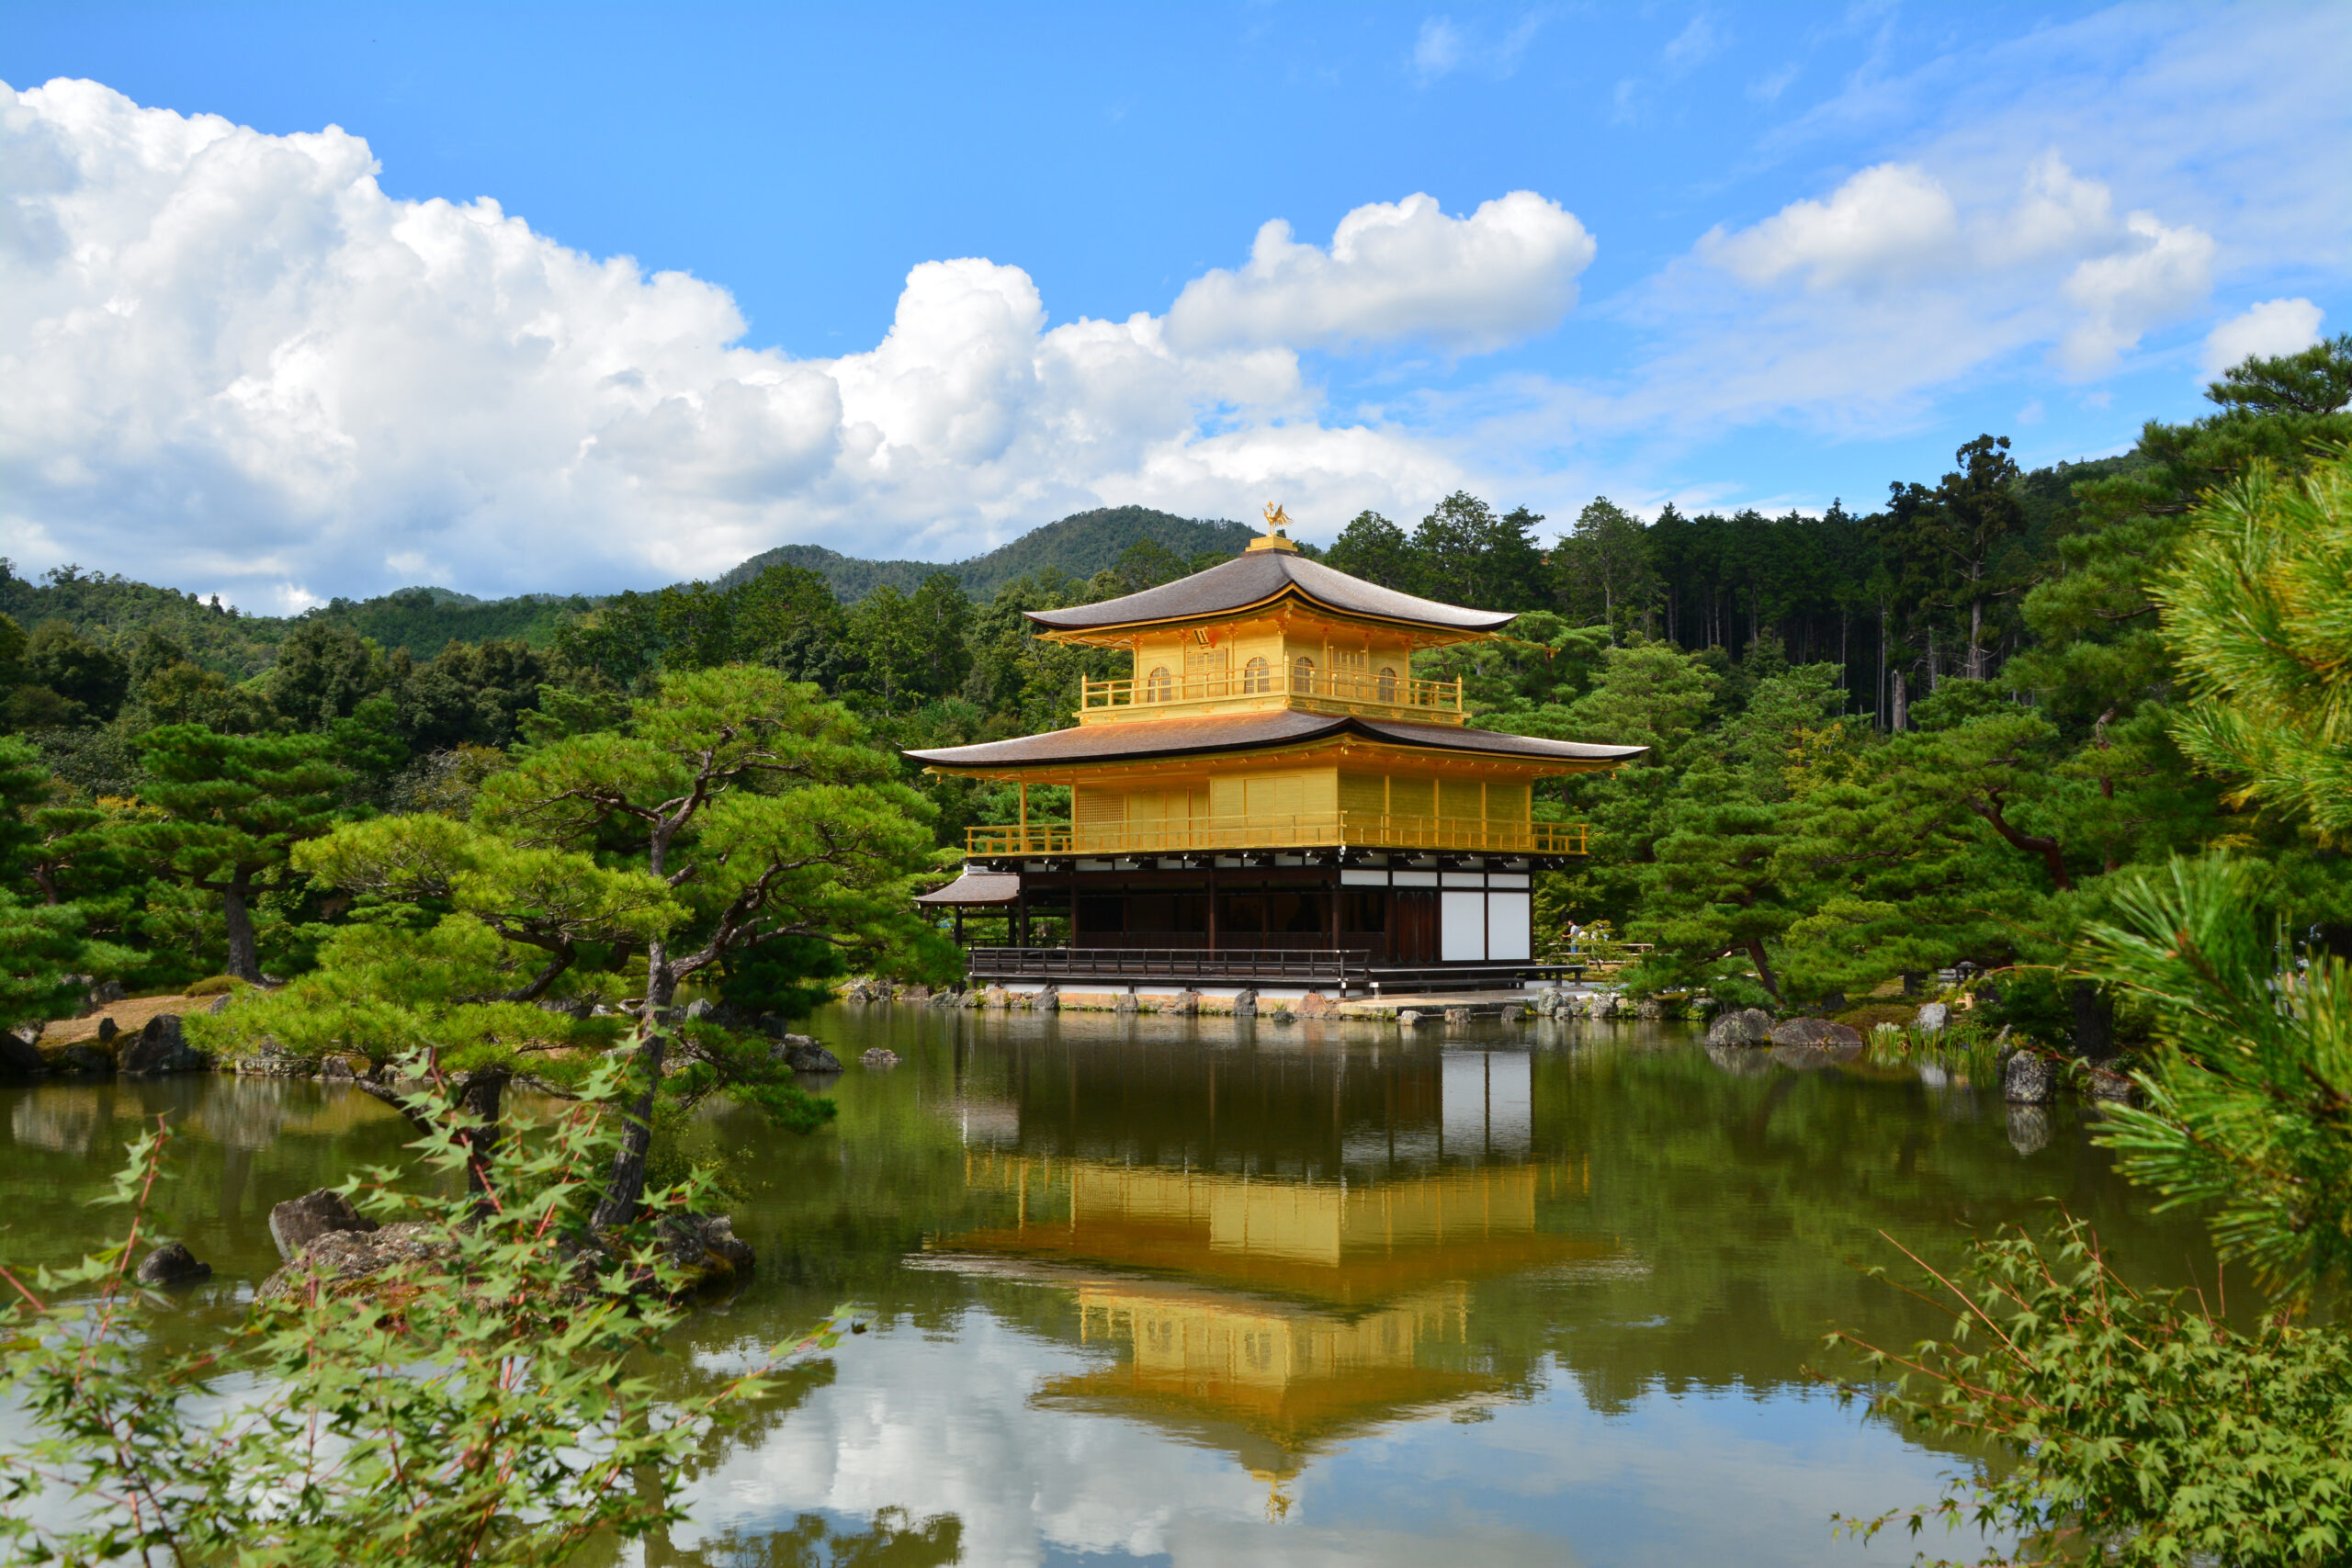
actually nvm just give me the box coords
[1,1008,2212,1566]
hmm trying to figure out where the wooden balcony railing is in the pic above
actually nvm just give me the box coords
[966,812,1588,859]
[1080,669,1463,720]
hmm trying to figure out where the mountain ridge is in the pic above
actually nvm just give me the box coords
[714,505,1259,600]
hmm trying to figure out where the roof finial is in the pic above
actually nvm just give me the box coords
[1249,502,1300,553]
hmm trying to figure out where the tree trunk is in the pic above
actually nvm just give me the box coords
[222,878,261,983]
[594,943,677,1229]
[1745,938,1783,1005]
[592,1026,667,1228]
[458,1069,508,1200]
[2069,981,2114,1061]
[1967,596,1986,681]
[1890,671,1908,733]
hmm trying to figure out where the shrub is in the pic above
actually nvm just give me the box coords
[180,973,250,998]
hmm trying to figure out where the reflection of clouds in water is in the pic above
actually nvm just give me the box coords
[649,1307,1962,1568]
[660,1311,1263,1566]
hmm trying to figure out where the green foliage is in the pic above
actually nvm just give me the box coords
[130,724,352,980]
[1830,1218,2352,1568]
[2155,449,2352,843]
[0,1060,785,1566]
[2079,856,2352,1303]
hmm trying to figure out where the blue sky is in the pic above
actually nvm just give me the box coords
[2,2,2346,605]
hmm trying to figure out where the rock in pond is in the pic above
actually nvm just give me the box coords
[268,1187,379,1263]
[1706,1008,1774,1047]
[1396,1010,1423,1027]
[120,1013,206,1077]
[1915,1001,1950,1034]
[1768,1017,1864,1048]
[775,1036,842,1074]
[136,1240,212,1286]
[256,1221,452,1304]
[660,1213,755,1292]
[861,1048,901,1069]
[0,1029,45,1078]
[2002,1050,2053,1104]
[2086,1065,2138,1103]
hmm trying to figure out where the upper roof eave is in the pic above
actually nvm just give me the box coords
[903,709,1648,773]
[1023,551,1517,637]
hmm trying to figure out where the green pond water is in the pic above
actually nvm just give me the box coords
[0,1006,2215,1567]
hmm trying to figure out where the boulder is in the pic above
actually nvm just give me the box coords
[119,1014,206,1077]
[1397,1010,1423,1027]
[684,998,714,1021]
[779,1038,842,1074]
[1442,1007,1471,1025]
[51,1043,113,1075]
[902,985,931,1003]
[984,986,1011,1010]
[1497,1003,1526,1023]
[1298,992,1333,1017]
[1768,1017,1864,1048]
[206,994,232,1016]
[1170,990,1199,1016]
[1035,987,1060,1013]
[860,1048,901,1069]
[256,1220,452,1304]
[1634,998,1665,1021]
[135,1240,212,1287]
[1706,1008,1774,1047]
[267,1188,379,1264]
[659,1213,755,1293]
[1915,1001,1950,1035]
[84,977,128,1012]
[0,1029,45,1078]
[2007,1104,2052,1156]
[2086,1066,2138,1103]
[96,1017,119,1044]
[1232,989,1258,1018]
[1269,1006,1296,1024]
[2002,1050,2053,1104]
[1114,993,1138,1014]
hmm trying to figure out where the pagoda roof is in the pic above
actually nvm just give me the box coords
[905,709,1647,772]
[1024,549,1517,636]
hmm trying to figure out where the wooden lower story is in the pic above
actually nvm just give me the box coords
[933,852,1571,994]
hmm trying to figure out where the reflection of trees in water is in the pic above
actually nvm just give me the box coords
[11,1084,108,1154]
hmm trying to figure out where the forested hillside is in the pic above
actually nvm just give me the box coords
[3,336,2346,1057]
[715,505,1261,599]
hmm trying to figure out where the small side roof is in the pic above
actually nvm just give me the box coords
[904,709,1646,772]
[1024,550,1517,636]
[914,871,1023,906]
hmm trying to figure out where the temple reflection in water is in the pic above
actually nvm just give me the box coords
[923,1033,1615,1496]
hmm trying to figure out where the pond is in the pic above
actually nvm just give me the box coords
[1,1007,2213,1567]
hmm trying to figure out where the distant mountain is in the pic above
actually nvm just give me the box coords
[714,505,1261,600]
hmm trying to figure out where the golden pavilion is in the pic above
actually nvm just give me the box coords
[906,506,1644,993]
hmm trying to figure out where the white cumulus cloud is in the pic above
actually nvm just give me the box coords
[1164,192,1594,356]
[2200,297,2325,377]
[1700,163,1960,290]
[1650,152,2222,425]
[0,78,1519,603]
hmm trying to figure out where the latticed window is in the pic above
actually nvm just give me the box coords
[1145,666,1173,702]
[1377,666,1398,702]
[1293,656,1316,692]
[1242,655,1272,693]
[1184,644,1228,696]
